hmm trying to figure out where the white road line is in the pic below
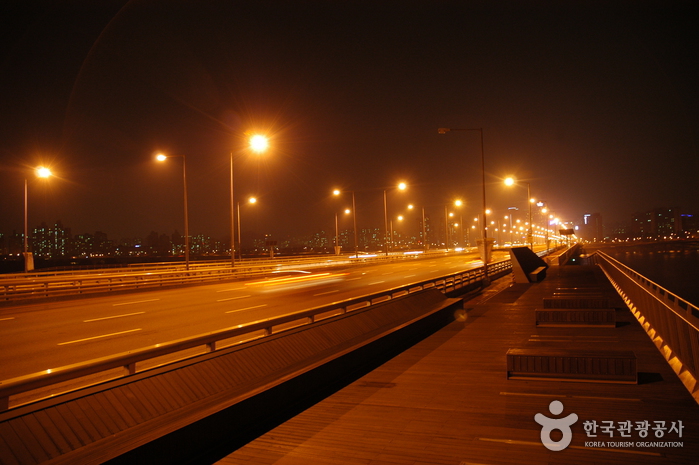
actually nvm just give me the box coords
[216,287,248,293]
[369,281,385,285]
[112,299,159,306]
[347,277,362,281]
[217,295,252,302]
[225,304,267,314]
[314,290,339,296]
[84,312,145,322]
[58,328,142,345]
[403,274,416,278]
[0,317,15,321]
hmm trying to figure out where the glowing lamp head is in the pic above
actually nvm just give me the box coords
[248,197,257,204]
[36,166,52,178]
[333,189,341,196]
[398,182,407,190]
[504,177,515,186]
[249,135,269,153]
[454,199,463,207]
[156,154,167,162]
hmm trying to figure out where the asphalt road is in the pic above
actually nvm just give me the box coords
[0,251,505,381]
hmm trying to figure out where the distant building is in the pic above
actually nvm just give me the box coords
[578,213,604,242]
[630,208,681,239]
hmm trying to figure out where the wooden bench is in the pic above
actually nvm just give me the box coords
[528,266,547,283]
[543,297,611,309]
[506,348,637,384]
[535,308,616,327]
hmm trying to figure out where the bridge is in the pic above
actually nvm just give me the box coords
[0,247,697,463]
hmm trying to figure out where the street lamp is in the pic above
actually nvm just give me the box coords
[231,133,269,267]
[383,182,407,256]
[333,189,359,257]
[438,127,490,283]
[24,166,52,272]
[156,153,190,270]
[237,196,257,260]
[504,177,533,249]
[334,207,351,255]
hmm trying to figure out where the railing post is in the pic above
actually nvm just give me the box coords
[125,363,136,376]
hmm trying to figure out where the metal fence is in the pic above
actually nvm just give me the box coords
[0,259,511,411]
[594,251,699,401]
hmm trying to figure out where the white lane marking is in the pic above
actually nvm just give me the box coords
[0,317,15,321]
[216,287,248,293]
[217,295,252,302]
[346,277,362,281]
[314,290,339,296]
[84,312,145,322]
[112,299,159,306]
[369,281,385,285]
[59,328,142,345]
[225,304,267,314]
[403,274,416,278]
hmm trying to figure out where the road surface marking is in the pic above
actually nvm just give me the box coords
[314,290,339,296]
[216,287,248,293]
[403,274,416,278]
[84,312,145,322]
[58,328,142,345]
[225,304,267,314]
[112,299,159,306]
[217,295,252,302]
[347,277,362,281]
[0,317,15,321]
[369,281,385,285]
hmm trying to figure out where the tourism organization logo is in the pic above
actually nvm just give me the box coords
[534,400,685,451]
[534,400,578,451]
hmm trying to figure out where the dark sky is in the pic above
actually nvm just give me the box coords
[1,0,697,243]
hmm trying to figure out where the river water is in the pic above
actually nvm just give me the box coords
[592,243,699,307]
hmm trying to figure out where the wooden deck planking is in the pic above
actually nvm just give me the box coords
[218,266,699,465]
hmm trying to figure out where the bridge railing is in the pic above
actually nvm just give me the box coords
[0,249,475,304]
[0,259,511,411]
[594,251,699,399]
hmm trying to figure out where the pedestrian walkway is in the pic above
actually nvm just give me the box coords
[217,264,699,464]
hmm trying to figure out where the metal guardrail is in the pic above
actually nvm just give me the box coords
[0,249,474,304]
[0,259,512,411]
[594,251,699,401]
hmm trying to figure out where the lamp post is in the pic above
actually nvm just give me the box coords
[156,153,190,270]
[24,166,52,272]
[237,196,257,260]
[383,182,407,256]
[504,177,533,249]
[333,189,359,257]
[438,128,489,282]
[231,134,269,267]
[334,208,351,255]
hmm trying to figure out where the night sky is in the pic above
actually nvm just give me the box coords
[1,1,697,244]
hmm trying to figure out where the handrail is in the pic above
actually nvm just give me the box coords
[593,251,699,401]
[0,259,512,411]
[0,249,475,304]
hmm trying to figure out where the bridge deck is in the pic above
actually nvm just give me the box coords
[219,265,699,464]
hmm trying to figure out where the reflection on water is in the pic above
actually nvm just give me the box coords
[596,243,699,306]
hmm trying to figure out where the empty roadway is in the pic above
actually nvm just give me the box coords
[0,251,505,381]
